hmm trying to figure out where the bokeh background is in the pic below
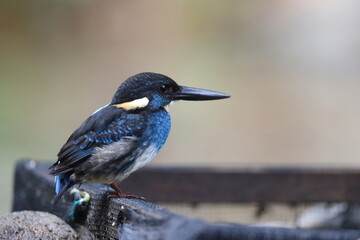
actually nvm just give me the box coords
[1,0,360,220]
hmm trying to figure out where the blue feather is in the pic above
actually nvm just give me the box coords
[54,174,69,195]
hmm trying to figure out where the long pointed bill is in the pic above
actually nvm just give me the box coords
[174,86,230,101]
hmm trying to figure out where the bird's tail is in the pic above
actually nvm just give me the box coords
[52,174,74,205]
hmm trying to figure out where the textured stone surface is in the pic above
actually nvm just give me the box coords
[0,211,80,240]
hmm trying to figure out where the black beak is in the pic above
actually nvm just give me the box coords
[174,86,230,101]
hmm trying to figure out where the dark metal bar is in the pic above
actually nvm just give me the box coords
[15,160,360,203]
[121,166,360,203]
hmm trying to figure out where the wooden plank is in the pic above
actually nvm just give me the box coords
[13,160,360,203]
[121,167,360,203]
[12,160,360,240]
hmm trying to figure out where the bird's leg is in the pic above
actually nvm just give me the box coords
[108,183,124,196]
[108,183,146,201]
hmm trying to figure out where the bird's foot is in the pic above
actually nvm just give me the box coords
[107,183,146,201]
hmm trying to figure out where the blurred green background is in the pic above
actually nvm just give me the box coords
[1,0,360,215]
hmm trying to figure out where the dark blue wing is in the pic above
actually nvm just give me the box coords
[49,105,147,175]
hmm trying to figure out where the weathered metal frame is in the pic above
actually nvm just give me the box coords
[121,166,360,203]
[12,160,360,240]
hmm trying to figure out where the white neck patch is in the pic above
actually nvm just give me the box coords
[164,101,174,112]
[114,97,149,111]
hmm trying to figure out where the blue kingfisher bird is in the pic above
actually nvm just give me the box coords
[49,72,230,204]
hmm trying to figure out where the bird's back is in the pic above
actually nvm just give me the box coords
[49,106,171,184]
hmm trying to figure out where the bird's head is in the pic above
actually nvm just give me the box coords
[111,72,230,111]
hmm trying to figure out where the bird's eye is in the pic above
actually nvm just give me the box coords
[160,85,174,94]
[160,85,167,93]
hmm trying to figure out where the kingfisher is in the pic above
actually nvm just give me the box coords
[49,72,230,204]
